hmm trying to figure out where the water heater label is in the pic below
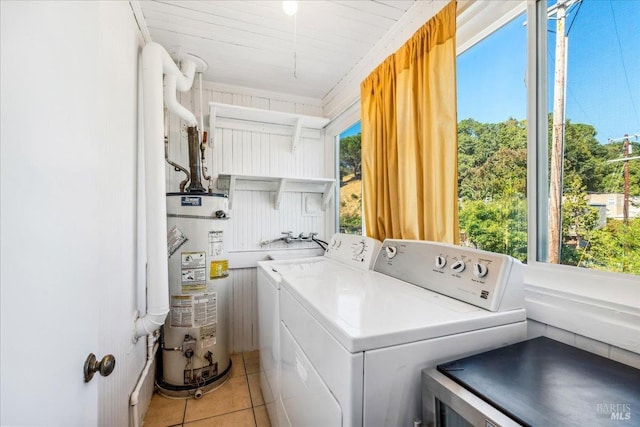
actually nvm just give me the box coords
[210,260,229,279]
[170,295,193,328]
[200,324,217,347]
[181,196,202,206]
[181,252,207,293]
[167,225,187,257]
[208,231,224,257]
[194,293,217,328]
[181,252,206,269]
[182,268,206,282]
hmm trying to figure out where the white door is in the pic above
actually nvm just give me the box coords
[0,2,141,425]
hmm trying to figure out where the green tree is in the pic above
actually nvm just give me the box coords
[459,147,526,200]
[559,175,600,265]
[458,118,527,199]
[459,196,528,262]
[458,118,528,261]
[581,218,640,274]
[562,120,607,192]
[339,213,362,235]
[339,134,362,185]
[601,140,640,195]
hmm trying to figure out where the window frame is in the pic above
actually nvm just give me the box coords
[330,102,363,235]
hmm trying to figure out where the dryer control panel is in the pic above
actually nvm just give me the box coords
[373,240,524,312]
[324,233,382,270]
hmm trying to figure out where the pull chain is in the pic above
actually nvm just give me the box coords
[293,13,298,79]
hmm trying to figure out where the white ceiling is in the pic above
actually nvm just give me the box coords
[138,0,416,100]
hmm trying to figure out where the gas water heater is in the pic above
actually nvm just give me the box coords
[157,193,232,398]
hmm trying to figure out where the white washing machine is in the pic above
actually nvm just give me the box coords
[256,234,382,427]
[279,239,527,427]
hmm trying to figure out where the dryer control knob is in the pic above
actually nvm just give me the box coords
[451,260,466,273]
[473,263,488,278]
[435,255,446,269]
[385,246,398,259]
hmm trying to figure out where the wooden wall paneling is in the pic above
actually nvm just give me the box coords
[269,99,295,114]
[251,132,263,176]
[242,130,251,173]
[229,267,258,352]
[260,132,270,175]
[252,96,270,110]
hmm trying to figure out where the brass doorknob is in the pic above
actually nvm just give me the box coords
[84,353,116,382]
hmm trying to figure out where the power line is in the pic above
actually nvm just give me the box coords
[566,0,583,35]
[567,85,594,124]
[609,0,640,130]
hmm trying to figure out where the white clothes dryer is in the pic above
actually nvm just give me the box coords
[257,234,381,427]
[279,239,528,427]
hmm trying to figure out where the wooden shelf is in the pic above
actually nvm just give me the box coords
[208,102,330,152]
[217,174,335,210]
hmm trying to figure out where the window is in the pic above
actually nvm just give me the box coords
[541,0,640,275]
[456,11,528,262]
[338,121,362,234]
[456,0,639,278]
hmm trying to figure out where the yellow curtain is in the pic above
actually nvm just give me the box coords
[361,0,459,244]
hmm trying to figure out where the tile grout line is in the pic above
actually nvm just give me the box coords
[149,353,259,427]
[181,395,187,426]
[182,407,257,426]
[243,351,260,427]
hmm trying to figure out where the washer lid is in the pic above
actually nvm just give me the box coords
[281,269,526,353]
[258,256,327,287]
[257,256,361,287]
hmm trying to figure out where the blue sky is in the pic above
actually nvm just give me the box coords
[342,1,639,144]
[457,0,640,144]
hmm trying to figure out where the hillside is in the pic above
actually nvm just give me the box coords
[340,175,362,233]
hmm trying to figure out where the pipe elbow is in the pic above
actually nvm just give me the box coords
[163,75,198,126]
[175,60,196,92]
[134,309,169,339]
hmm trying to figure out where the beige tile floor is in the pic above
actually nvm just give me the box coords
[143,351,271,427]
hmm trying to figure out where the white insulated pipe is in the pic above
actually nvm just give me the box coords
[164,74,197,127]
[135,42,198,338]
[130,334,159,427]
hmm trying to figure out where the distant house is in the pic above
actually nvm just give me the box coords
[588,193,640,221]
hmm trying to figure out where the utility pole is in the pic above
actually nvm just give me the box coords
[623,136,630,225]
[607,134,640,225]
[607,134,639,273]
[548,0,580,264]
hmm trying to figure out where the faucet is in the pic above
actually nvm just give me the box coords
[260,231,293,247]
[260,231,323,248]
[295,232,318,241]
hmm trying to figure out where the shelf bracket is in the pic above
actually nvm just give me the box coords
[321,181,336,210]
[291,117,303,153]
[274,178,287,210]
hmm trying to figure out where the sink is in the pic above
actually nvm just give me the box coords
[267,248,324,260]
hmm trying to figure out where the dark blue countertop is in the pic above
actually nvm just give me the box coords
[438,336,640,426]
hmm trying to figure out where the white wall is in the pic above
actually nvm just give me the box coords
[1,2,147,425]
[527,320,640,370]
